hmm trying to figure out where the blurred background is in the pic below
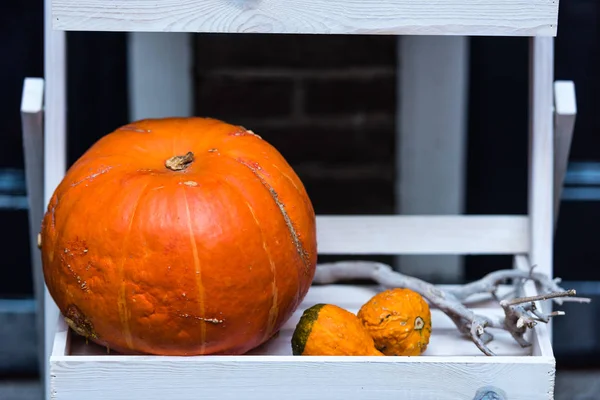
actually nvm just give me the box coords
[2,0,599,398]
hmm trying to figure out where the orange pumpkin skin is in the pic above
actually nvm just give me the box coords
[291,304,384,356]
[40,117,317,356]
[357,288,432,356]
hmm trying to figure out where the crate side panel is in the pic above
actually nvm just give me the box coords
[514,256,555,358]
[51,317,69,357]
[316,215,530,255]
[52,0,558,36]
[50,357,554,400]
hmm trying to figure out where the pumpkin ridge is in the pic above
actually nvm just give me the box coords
[215,168,304,345]
[244,202,280,342]
[232,157,306,313]
[270,163,314,215]
[266,163,313,300]
[218,171,295,340]
[182,188,207,353]
[234,158,310,275]
[117,180,152,350]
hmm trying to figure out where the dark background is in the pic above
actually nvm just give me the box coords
[1,0,598,367]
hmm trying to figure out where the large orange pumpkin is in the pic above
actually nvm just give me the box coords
[40,117,317,356]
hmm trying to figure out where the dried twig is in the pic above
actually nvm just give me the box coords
[313,261,591,356]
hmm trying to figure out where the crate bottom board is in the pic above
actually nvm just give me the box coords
[51,284,555,400]
[65,284,532,357]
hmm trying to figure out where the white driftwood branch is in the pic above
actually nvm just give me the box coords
[313,261,590,356]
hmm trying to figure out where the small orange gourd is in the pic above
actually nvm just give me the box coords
[357,288,432,356]
[291,304,384,356]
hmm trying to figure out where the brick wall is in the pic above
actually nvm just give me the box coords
[193,34,397,216]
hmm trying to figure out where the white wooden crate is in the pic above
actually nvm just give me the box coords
[25,1,579,399]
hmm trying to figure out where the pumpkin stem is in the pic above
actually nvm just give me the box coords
[165,152,195,171]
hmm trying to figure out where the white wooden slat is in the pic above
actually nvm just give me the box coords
[528,37,555,328]
[48,357,555,400]
[20,77,46,378]
[51,284,553,400]
[51,317,70,358]
[21,78,44,114]
[51,0,559,36]
[553,80,577,222]
[316,215,529,255]
[531,321,554,359]
[44,0,67,397]
[396,35,469,281]
[127,32,193,121]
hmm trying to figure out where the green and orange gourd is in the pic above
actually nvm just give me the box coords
[292,304,384,356]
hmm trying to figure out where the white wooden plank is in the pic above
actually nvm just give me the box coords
[396,35,469,282]
[531,318,554,359]
[127,32,193,121]
[20,77,46,378]
[54,356,553,400]
[553,80,577,222]
[51,317,70,358]
[528,37,554,278]
[51,0,559,36]
[44,0,67,398]
[49,356,554,400]
[316,215,529,255]
[21,78,44,113]
[528,37,555,332]
[553,81,577,118]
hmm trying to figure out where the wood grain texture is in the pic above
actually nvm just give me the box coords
[528,37,555,329]
[50,358,554,400]
[51,283,554,399]
[316,215,529,255]
[51,0,559,36]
